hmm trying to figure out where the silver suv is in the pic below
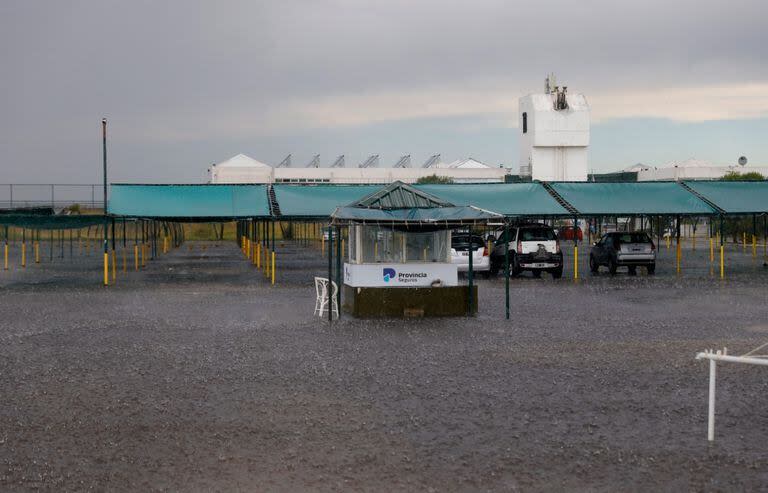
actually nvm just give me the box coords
[589,232,656,275]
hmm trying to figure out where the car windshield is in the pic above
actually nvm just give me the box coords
[616,233,651,244]
[519,228,555,241]
[452,234,484,250]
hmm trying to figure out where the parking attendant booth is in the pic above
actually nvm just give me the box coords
[331,182,501,318]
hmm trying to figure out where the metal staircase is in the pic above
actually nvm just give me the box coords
[540,181,579,215]
[267,185,281,216]
[678,181,725,214]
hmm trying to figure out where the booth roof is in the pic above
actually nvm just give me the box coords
[351,181,454,209]
[549,182,716,216]
[108,184,271,219]
[683,181,768,214]
[331,205,501,225]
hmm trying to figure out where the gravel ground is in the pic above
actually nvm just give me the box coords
[0,239,767,491]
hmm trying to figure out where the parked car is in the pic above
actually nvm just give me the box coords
[490,223,563,278]
[557,225,583,241]
[451,233,490,277]
[589,232,656,275]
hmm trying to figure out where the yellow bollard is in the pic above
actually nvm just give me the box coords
[752,234,757,257]
[709,237,714,263]
[720,245,724,279]
[21,242,26,267]
[103,252,109,286]
[574,245,578,280]
[271,251,275,285]
[665,235,670,250]
[134,245,139,271]
[3,243,7,270]
[742,232,746,252]
[34,241,39,263]
[321,235,325,256]
[246,238,250,259]
[256,243,261,269]
[111,249,116,282]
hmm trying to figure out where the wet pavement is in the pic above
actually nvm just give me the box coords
[0,239,767,491]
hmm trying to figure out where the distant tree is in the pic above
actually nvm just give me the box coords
[722,171,765,181]
[416,175,454,184]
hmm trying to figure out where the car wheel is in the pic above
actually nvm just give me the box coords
[489,259,500,276]
[532,270,542,278]
[589,255,599,273]
[647,263,656,275]
[481,270,491,279]
[608,257,618,275]
[628,266,637,276]
[551,268,563,279]
[510,253,521,277]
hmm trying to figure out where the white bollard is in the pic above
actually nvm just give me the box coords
[708,357,716,442]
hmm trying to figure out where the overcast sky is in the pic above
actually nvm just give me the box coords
[1,0,767,183]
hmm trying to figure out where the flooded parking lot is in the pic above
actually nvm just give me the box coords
[1,240,767,490]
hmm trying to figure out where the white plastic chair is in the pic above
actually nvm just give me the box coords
[314,277,339,319]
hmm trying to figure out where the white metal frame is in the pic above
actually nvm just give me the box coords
[314,277,339,319]
[695,343,768,441]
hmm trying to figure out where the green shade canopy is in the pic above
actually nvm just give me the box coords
[108,184,271,219]
[684,181,768,214]
[0,214,105,230]
[549,182,716,216]
[415,183,570,217]
[272,184,380,218]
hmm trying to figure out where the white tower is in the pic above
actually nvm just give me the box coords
[519,75,590,181]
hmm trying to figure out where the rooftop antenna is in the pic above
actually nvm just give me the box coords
[393,155,411,168]
[330,155,345,168]
[422,154,441,168]
[305,154,320,168]
[277,154,291,168]
[359,154,379,168]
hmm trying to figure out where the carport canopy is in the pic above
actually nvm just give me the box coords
[272,184,380,219]
[549,182,716,216]
[415,183,571,217]
[683,181,768,215]
[108,184,271,220]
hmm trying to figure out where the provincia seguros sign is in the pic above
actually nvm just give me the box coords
[344,263,458,287]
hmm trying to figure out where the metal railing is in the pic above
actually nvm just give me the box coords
[0,184,103,210]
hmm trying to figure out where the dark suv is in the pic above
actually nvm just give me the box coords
[490,223,563,278]
[589,232,656,275]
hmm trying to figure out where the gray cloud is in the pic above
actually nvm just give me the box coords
[1,0,766,181]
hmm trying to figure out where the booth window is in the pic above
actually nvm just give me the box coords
[522,112,527,133]
[355,225,449,263]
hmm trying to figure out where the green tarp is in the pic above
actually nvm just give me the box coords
[0,215,105,230]
[273,185,380,218]
[684,181,768,214]
[332,205,501,224]
[415,183,570,217]
[549,182,715,216]
[108,184,271,219]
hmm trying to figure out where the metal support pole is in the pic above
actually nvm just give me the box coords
[468,228,474,316]
[328,223,333,322]
[335,225,342,314]
[504,224,509,320]
[708,358,716,441]
[719,215,725,279]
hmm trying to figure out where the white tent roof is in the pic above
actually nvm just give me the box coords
[663,158,715,168]
[624,163,653,172]
[214,153,272,168]
[449,158,491,169]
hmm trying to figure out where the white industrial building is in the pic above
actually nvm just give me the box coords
[631,158,768,181]
[519,76,590,181]
[209,154,507,184]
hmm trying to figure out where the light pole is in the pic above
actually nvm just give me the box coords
[102,118,109,286]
